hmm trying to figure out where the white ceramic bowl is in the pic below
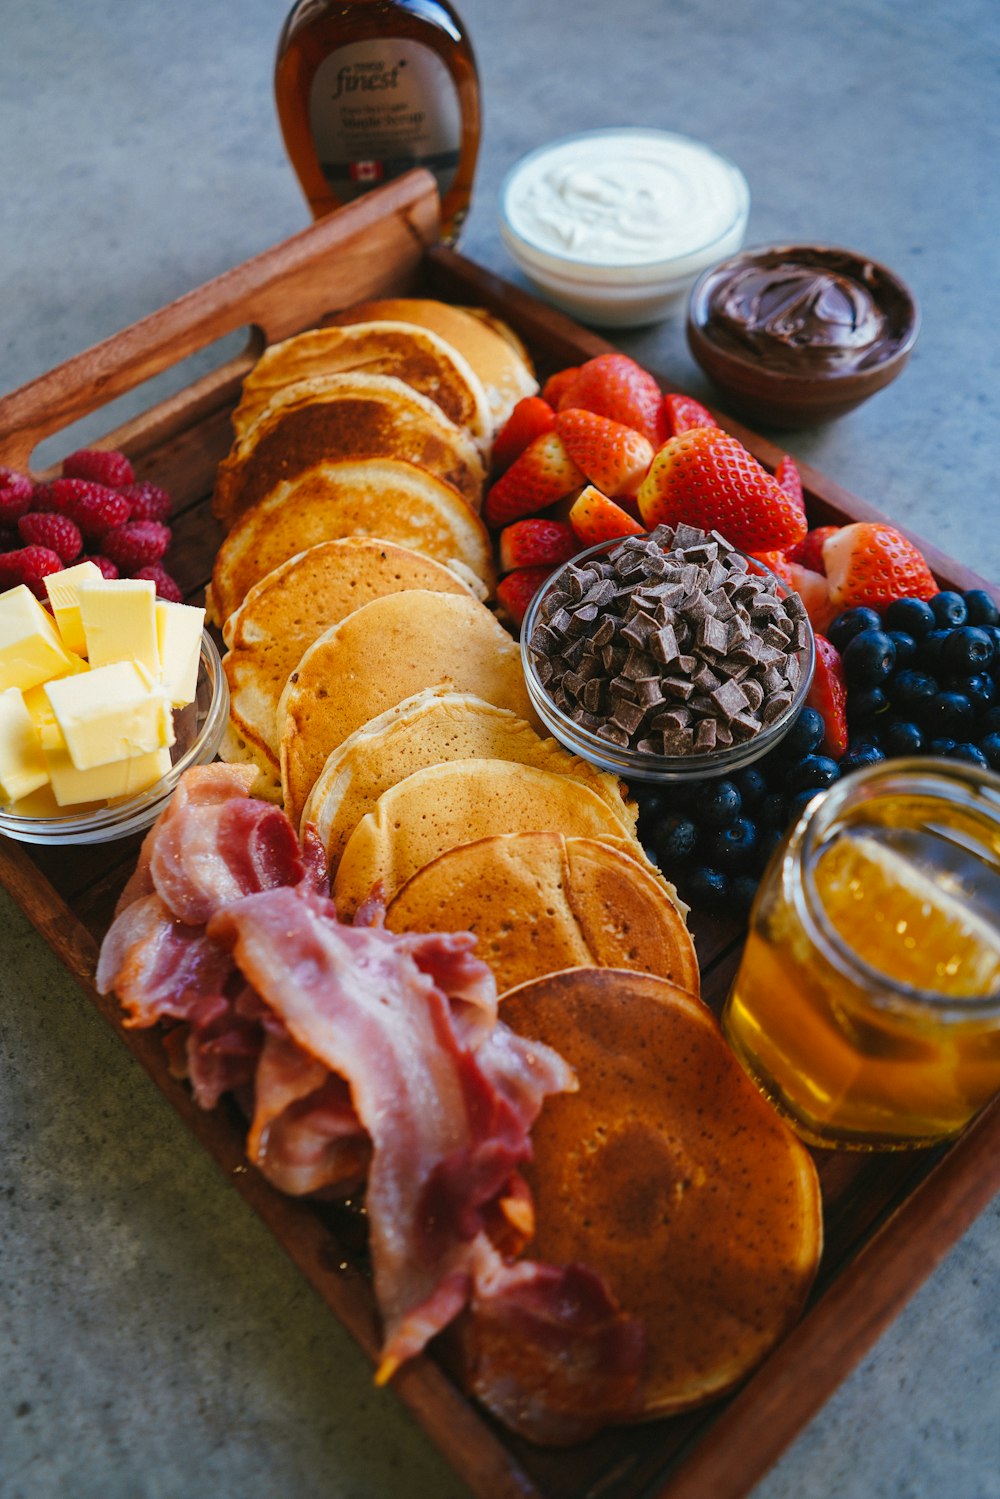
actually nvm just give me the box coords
[499,128,750,327]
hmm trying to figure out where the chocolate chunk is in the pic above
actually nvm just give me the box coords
[694,718,718,750]
[596,722,630,746]
[650,622,680,664]
[711,678,750,720]
[611,699,646,736]
[761,692,794,725]
[591,615,617,649]
[697,615,729,654]
[742,678,765,712]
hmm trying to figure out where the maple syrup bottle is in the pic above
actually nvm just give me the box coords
[275,0,481,243]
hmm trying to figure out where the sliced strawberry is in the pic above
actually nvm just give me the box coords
[483,431,584,529]
[555,408,654,499]
[498,518,578,574]
[786,524,840,575]
[495,565,553,629]
[662,392,717,437]
[568,485,646,548]
[785,561,838,635]
[491,395,557,475]
[555,354,666,446]
[774,454,806,515]
[806,634,849,760]
[823,522,939,613]
[540,366,581,408]
[637,428,807,552]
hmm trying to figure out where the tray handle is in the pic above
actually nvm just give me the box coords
[0,170,441,472]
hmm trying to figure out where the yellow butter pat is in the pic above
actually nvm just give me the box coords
[79,577,160,675]
[0,584,80,692]
[0,686,49,803]
[44,660,174,771]
[43,740,172,806]
[44,560,104,656]
[156,600,204,707]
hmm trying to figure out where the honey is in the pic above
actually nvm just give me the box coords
[723,759,1000,1148]
[275,0,481,243]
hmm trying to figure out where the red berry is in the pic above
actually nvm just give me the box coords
[17,511,83,563]
[134,563,184,603]
[79,553,119,580]
[0,545,64,598]
[49,478,132,538]
[29,481,58,512]
[0,485,32,526]
[495,565,552,629]
[0,467,32,498]
[102,519,171,572]
[117,480,172,524]
[62,448,135,488]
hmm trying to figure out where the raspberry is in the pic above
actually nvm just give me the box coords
[18,511,83,563]
[49,478,132,538]
[29,481,58,512]
[0,545,64,598]
[0,485,32,526]
[0,466,32,495]
[134,563,183,603]
[79,553,119,580]
[62,448,135,488]
[117,480,172,524]
[102,520,171,572]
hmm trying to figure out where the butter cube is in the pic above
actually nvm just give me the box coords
[79,578,160,675]
[0,686,49,802]
[43,738,172,807]
[0,585,79,692]
[44,660,174,771]
[45,560,105,656]
[155,600,204,707]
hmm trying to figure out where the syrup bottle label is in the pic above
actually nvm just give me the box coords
[309,39,463,202]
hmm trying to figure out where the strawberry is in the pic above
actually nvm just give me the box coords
[568,485,646,548]
[774,454,806,515]
[823,522,939,613]
[541,366,581,408]
[637,428,808,552]
[483,431,584,529]
[786,524,840,575]
[491,395,557,475]
[748,550,796,590]
[498,518,578,574]
[662,392,716,437]
[555,408,654,499]
[806,634,849,759]
[785,561,838,635]
[495,565,552,629]
[555,354,666,446]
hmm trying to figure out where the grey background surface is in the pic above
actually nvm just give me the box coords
[1,2,998,1497]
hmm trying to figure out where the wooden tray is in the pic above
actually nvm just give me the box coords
[2,170,999,1499]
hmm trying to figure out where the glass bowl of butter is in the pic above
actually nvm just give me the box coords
[0,569,228,845]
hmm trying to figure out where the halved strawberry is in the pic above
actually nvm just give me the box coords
[483,431,585,529]
[491,395,557,475]
[662,392,716,437]
[495,565,553,629]
[774,454,806,515]
[555,354,666,446]
[555,408,654,499]
[541,366,581,408]
[498,518,578,574]
[806,634,849,760]
[786,524,840,575]
[568,485,646,548]
[823,522,939,613]
[637,428,807,552]
[785,561,838,635]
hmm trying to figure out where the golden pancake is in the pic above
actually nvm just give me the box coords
[279,591,536,829]
[212,372,486,527]
[385,832,696,995]
[329,298,538,429]
[219,540,476,797]
[331,758,645,918]
[469,968,822,1426]
[302,689,636,861]
[231,321,492,451]
[205,458,495,627]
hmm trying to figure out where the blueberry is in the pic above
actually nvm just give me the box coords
[786,787,823,821]
[839,740,886,773]
[887,668,938,714]
[652,814,699,864]
[883,597,936,637]
[980,731,1000,770]
[947,742,990,770]
[694,779,742,827]
[758,791,788,827]
[928,737,958,756]
[686,865,730,907]
[705,815,760,872]
[886,630,918,671]
[919,690,976,737]
[918,629,952,674]
[827,607,883,652]
[634,789,668,825]
[931,591,968,628]
[880,718,924,756]
[733,766,768,810]
[731,874,760,913]
[755,824,787,870]
[952,672,996,713]
[941,626,995,676]
[848,685,889,724]
[842,628,897,686]
[777,706,825,760]
[786,754,840,793]
[963,589,1000,627]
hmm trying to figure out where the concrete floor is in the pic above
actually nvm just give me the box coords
[1,2,999,1497]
